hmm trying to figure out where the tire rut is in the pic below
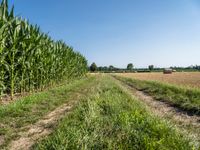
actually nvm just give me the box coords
[113,77,200,147]
[7,99,79,150]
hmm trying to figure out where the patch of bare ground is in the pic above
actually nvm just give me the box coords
[0,123,6,146]
[113,77,200,147]
[0,136,4,146]
[0,93,24,105]
[7,99,79,150]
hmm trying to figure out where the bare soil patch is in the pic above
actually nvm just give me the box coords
[7,100,79,150]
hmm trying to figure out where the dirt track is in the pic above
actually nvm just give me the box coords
[113,77,200,147]
[8,100,78,150]
[3,76,200,149]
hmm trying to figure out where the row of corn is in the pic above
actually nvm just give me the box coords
[0,0,88,99]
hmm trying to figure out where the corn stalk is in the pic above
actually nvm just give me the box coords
[0,0,88,99]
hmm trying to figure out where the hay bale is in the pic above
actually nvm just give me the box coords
[163,68,172,74]
[172,69,177,72]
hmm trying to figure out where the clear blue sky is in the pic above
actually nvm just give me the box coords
[10,0,200,68]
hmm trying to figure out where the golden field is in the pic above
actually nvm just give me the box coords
[117,72,200,88]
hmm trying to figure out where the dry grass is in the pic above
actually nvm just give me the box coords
[117,72,200,88]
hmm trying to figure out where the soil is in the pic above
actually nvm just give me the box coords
[7,100,79,150]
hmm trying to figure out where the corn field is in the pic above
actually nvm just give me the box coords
[0,0,87,99]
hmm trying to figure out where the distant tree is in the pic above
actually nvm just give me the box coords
[98,66,103,71]
[103,66,108,71]
[90,63,97,72]
[194,65,200,70]
[109,65,114,71]
[127,63,133,70]
[148,65,154,71]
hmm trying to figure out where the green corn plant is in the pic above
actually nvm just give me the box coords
[0,0,88,99]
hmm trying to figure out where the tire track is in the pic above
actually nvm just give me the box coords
[113,76,200,147]
[7,97,80,150]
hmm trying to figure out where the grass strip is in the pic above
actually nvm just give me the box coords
[34,76,194,150]
[114,75,200,115]
[0,76,97,148]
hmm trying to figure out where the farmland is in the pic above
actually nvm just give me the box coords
[0,0,87,101]
[113,74,200,147]
[113,74,200,114]
[0,73,200,149]
[1,0,200,150]
[34,75,194,150]
[117,72,200,88]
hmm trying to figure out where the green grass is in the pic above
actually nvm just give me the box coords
[0,76,98,148]
[34,76,194,150]
[114,75,200,115]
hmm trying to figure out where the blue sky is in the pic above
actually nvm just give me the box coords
[10,0,200,68]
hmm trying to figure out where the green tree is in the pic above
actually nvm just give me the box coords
[103,66,108,71]
[109,65,114,71]
[90,63,97,72]
[149,65,154,71]
[127,63,133,70]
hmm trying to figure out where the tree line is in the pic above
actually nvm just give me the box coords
[90,63,135,72]
[89,63,200,73]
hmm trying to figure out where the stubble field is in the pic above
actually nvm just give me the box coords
[117,72,200,88]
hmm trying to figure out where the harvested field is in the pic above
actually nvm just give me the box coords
[117,72,200,88]
[1,0,200,149]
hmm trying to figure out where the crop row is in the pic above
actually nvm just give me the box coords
[0,0,87,99]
